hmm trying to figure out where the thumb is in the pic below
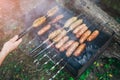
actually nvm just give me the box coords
[10,35,18,42]
[14,38,22,47]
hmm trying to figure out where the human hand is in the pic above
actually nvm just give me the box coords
[1,35,22,56]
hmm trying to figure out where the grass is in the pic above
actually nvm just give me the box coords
[1,49,120,80]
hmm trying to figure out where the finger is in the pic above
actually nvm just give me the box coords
[9,35,18,42]
[14,38,22,46]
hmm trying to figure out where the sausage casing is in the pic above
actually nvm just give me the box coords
[37,25,51,35]
[50,14,64,24]
[69,19,83,30]
[55,36,69,49]
[48,29,62,39]
[59,40,74,52]
[47,6,59,17]
[73,43,86,57]
[64,17,78,28]
[33,16,46,27]
[73,24,86,34]
[66,42,79,57]
[53,29,67,42]
[79,30,91,43]
[76,25,88,38]
[87,30,99,41]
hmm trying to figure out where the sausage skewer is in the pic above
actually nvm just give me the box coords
[55,36,69,49]
[17,6,59,40]
[73,24,86,34]
[63,17,78,28]
[67,19,83,32]
[66,41,79,57]
[59,40,74,52]
[79,30,91,43]
[87,30,99,41]
[73,43,86,56]
[76,25,88,38]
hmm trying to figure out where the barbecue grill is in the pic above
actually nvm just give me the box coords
[19,0,115,79]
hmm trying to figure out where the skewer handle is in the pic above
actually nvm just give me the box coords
[17,27,32,40]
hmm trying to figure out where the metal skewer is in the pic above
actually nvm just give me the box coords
[35,53,58,71]
[33,42,55,58]
[30,39,49,55]
[49,61,68,80]
[34,51,51,64]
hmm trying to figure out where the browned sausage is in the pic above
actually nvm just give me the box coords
[33,16,46,27]
[73,24,86,34]
[73,43,86,57]
[79,30,91,43]
[53,29,67,42]
[64,17,78,28]
[76,25,88,38]
[87,30,99,41]
[48,29,62,39]
[55,36,69,49]
[37,15,64,36]
[69,19,83,30]
[59,40,74,52]
[66,42,79,57]
[50,14,64,24]
[37,24,51,35]
[32,6,58,27]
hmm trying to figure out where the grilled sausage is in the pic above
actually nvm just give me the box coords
[79,30,91,43]
[69,19,83,30]
[73,43,86,57]
[63,17,78,28]
[59,40,74,52]
[37,24,51,35]
[66,42,79,57]
[76,25,88,38]
[55,36,69,49]
[33,16,46,27]
[50,14,64,24]
[73,24,86,34]
[47,6,59,17]
[37,15,64,35]
[87,30,99,41]
[48,29,62,39]
[53,29,67,42]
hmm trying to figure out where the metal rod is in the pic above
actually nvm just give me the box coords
[33,51,51,63]
[35,54,58,72]
[50,57,65,70]
[17,26,32,40]
[49,62,68,80]
[30,39,49,54]
[33,42,55,58]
